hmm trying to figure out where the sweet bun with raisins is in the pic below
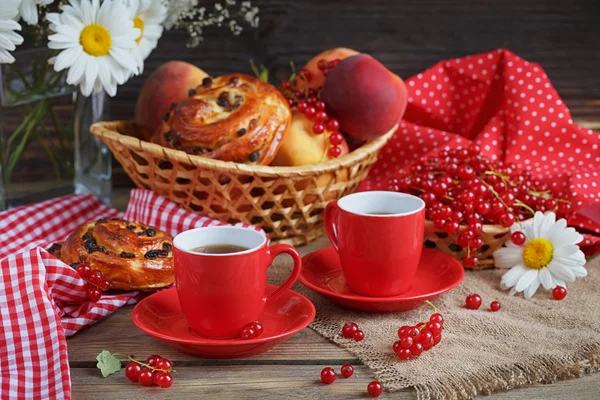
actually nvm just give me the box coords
[54,218,174,290]
[155,73,291,165]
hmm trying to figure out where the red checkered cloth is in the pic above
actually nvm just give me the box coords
[0,189,261,399]
[360,48,600,256]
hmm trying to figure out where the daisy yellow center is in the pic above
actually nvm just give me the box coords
[80,24,112,57]
[522,238,553,269]
[133,17,144,44]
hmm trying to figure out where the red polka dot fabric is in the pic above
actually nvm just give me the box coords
[360,48,600,255]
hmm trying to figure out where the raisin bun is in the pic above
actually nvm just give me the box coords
[155,73,291,165]
[56,218,174,290]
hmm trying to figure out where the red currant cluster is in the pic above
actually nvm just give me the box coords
[320,365,382,398]
[341,321,365,341]
[393,301,443,360]
[465,293,501,311]
[240,321,263,340]
[75,263,110,302]
[125,354,174,388]
[389,144,573,268]
[278,60,344,158]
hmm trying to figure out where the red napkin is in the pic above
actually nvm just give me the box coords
[360,48,600,255]
[0,189,262,399]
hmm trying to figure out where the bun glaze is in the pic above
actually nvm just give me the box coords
[55,218,174,290]
[155,74,291,165]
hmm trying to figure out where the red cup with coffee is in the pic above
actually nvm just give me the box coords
[173,226,302,339]
[323,191,425,297]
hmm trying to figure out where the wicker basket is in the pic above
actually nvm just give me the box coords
[91,121,394,246]
[423,220,511,268]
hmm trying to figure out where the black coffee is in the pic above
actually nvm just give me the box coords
[191,244,249,254]
[367,212,394,215]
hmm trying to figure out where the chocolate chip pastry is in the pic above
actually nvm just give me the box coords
[50,218,174,290]
[155,73,292,165]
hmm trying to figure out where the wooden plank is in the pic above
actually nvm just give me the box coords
[69,365,600,400]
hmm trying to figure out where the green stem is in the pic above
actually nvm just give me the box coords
[126,355,178,375]
[33,125,62,181]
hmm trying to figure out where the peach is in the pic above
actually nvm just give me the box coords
[296,47,360,90]
[321,54,407,141]
[272,110,349,166]
[135,61,209,140]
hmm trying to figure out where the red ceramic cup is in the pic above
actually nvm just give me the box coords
[324,191,425,297]
[173,226,302,339]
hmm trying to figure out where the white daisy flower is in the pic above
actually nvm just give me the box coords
[125,0,167,74]
[494,211,587,299]
[47,0,140,97]
[17,0,53,25]
[164,0,198,30]
[0,0,24,64]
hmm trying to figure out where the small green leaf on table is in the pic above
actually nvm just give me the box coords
[96,350,122,377]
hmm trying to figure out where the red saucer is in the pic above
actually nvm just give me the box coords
[300,247,464,312]
[131,285,315,358]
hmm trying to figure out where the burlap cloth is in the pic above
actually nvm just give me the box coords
[268,251,600,400]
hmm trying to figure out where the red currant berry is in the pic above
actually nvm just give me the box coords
[86,287,102,302]
[476,201,491,215]
[146,355,162,368]
[490,301,501,312]
[138,368,154,386]
[328,145,342,158]
[498,212,516,228]
[314,111,329,123]
[420,331,434,347]
[125,362,142,382]
[76,263,92,279]
[466,294,482,310]
[304,106,316,119]
[156,358,173,371]
[88,270,104,286]
[429,313,444,326]
[367,381,383,397]
[406,326,421,340]
[445,221,460,234]
[312,123,325,134]
[320,367,336,384]
[409,343,424,357]
[342,322,359,338]
[468,222,483,234]
[393,340,402,353]
[511,231,526,245]
[457,231,474,247]
[251,321,263,337]
[315,100,326,110]
[317,59,327,70]
[398,325,409,338]
[433,334,442,346]
[397,347,411,360]
[154,372,173,388]
[462,256,479,268]
[469,237,484,249]
[241,326,255,340]
[400,336,413,349]
[329,132,343,145]
[428,322,442,335]
[552,286,567,300]
[326,118,340,131]
[341,364,354,378]
[297,101,308,112]
[353,330,365,342]
[468,144,481,156]
[98,279,110,292]
[299,68,311,81]
[457,164,476,180]
[281,80,292,90]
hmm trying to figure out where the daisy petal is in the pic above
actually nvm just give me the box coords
[493,247,523,269]
[524,278,540,299]
[545,218,567,244]
[537,212,555,238]
[554,245,582,259]
[539,267,555,290]
[547,260,576,283]
[515,269,538,293]
[501,264,527,288]
[570,265,588,278]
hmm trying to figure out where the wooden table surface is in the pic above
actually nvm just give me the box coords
[67,190,600,399]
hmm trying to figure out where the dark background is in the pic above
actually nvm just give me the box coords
[111,0,600,185]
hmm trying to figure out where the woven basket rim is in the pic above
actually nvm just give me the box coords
[91,120,396,177]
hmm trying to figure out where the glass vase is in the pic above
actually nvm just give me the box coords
[0,47,111,211]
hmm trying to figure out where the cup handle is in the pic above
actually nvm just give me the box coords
[323,200,340,252]
[264,244,302,302]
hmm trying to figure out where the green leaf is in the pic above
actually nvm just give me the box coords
[259,67,269,83]
[96,350,122,377]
